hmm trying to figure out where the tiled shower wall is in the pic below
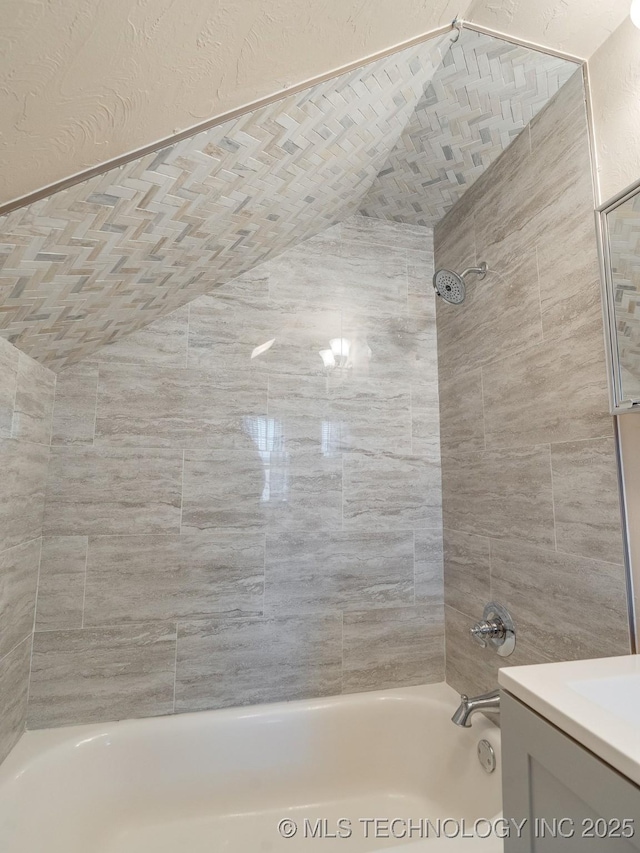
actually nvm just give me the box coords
[27,216,444,729]
[0,337,55,760]
[436,70,631,696]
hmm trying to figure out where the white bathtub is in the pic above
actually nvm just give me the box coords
[0,683,502,852]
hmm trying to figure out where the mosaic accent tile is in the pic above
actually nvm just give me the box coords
[360,29,578,227]
[0,36,451,369]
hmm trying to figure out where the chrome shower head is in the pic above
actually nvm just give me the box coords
[433,262,488,304]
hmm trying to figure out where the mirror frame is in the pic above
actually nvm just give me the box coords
[597,175,640,414]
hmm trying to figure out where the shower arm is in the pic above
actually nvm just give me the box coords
[460,262,488,281]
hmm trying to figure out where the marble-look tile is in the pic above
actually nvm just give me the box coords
[267,240,408,315]
[441,446,555,548]
[342,449,441,530]
[84,534,264,624]
[94,364,268,449]
[0,539,40,659]
[12,353,55,445]
[433,184,478,276]
[341,215,431,253]
[407,250,437,305]
[181,451,341,533]
[35,537,87,630]
[28,624,177,728]
[187,293,340,376]
[264,531,414,614]
[342,309,437,385]
[551,438,625,565]
[481,336,612,449]
[411,381,440,454]
[86,305,189,366]
[43,447,182,535]
[0,437,49,552]
[436,250,543,373]
[437,366,484,453]
[490,539,631,661]
[0,337,18,439]
[267,375,411,454]
[175,613,342,712]
[445,604,553,697]
[414,529,444,605]
[343,605,444,693]
[443,529,490,614]
[51,366,98,446]
[0,638,31,764]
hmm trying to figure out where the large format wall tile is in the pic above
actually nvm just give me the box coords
[267,375,412,454]
[551,438,625,565]
[51,366,98,446]
[0,437,49,552]
[490,539,630,661]
[188,293,341,377]
[0,539,40,659]
[441,447,555,548]
[43,447,183,535]
[84,534,264,624]
[12,354,55,446]
[436,69,629,694]
[95,365,268,449]
[181,451,342,533]
[36,537,87,631]
[29,219,444,728]
[414,529,444,605]
[481,336,612,449]
[264,531,414,614]
[442,529,490,615]
[0,639,31,764]
[0,337,19,438]
[28,624,177,728]
[342,450,441,530]
[342,605,444,693]
[175,614,342,712]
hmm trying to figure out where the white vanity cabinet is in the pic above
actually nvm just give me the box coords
[501,691,640,851]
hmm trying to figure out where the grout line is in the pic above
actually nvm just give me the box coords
[0,633,33,667]
[172,625,179,714]
[179,449,185,532]
[91,367,99,446]
[81,537,89,629]
[548,443,558,552]
[185,303,191,369]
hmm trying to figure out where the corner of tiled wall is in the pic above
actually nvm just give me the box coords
[0,336,55,761]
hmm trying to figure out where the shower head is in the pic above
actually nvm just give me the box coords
[433,262,488,304]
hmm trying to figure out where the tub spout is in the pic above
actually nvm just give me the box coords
[451,689,500,727]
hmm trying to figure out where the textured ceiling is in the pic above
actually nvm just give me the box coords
[0,28,578,370]
[359,28,578,226]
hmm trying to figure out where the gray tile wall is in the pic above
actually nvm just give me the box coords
[28,217,444,729]
[435,70,631,698]
[0,336,55,760]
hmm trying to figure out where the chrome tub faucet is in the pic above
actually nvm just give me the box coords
[451,689,501,727]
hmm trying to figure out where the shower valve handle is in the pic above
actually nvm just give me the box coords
[470,619,506,648]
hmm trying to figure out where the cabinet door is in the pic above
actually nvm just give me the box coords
[502,692,640,852]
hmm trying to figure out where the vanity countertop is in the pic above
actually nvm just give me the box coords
[499,655,640,787]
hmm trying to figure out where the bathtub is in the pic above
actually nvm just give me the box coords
[0,682,502,852]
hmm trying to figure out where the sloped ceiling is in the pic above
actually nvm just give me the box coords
[360,28,578,226]
[0,27,577,370]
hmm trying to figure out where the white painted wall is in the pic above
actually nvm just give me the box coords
[0,0,465,206]
[464,0,630,59]
[590,17,640,203]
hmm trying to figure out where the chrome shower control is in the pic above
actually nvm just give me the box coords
[470,602,516,658]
